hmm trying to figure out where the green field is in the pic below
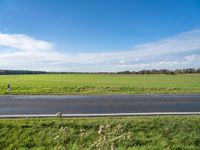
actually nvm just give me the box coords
[0,74,200,94]
[0,116,200,149]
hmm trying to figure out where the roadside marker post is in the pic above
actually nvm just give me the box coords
[7,83,11,94]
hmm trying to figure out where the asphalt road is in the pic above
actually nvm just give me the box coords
[0,95,200,115]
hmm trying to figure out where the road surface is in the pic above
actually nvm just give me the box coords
[0,95,200,117]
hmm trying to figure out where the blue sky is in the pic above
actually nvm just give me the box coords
[0,0,200,72]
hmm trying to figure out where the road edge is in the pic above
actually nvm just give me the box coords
[0,112,200,118]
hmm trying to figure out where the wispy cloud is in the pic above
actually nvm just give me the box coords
[0,29,200,72]
[0,33,53,51]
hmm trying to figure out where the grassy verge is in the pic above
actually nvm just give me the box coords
[0,74,200,95]
[0,116,200,149]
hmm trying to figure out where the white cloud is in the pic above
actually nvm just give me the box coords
[184,55,200,62]
[0,29,200,72]
[0,33,53,51]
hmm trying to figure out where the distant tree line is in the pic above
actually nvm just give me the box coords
[117,68,200,74]
[0,68,200,75]
[0,70,47,75]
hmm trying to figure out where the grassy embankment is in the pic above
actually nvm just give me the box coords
[0,116,200,149]
[0,74,200,95]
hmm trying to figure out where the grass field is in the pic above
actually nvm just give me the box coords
[0,74,200,94]
[0,116,200,149]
